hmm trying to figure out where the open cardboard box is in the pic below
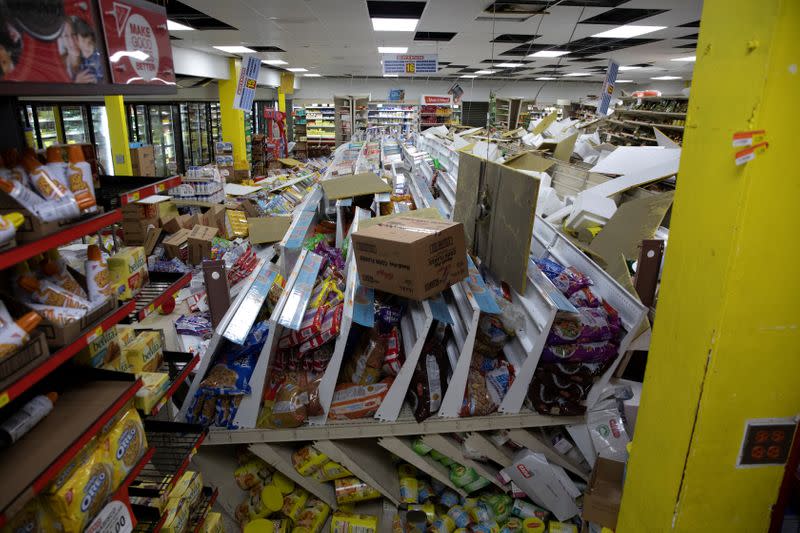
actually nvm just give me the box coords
[0,331,49,387]
[6,296,116,349]
[582,457,626,530]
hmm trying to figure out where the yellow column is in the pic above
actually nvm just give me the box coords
[278,91,286,114]
[618,0,800,531]
[218,58,248,170]
[278,72,294,114]
[103,95,132,175]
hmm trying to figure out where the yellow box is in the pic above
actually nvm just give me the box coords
[135,372,170,412]
[162,498,190,533]
[75,326,121,368]
[225,209,249,238]
[123,331,163,373]
[108,247,148,300]
[117,325,137,348]
[202,512,222,533]
[168,470,204,509]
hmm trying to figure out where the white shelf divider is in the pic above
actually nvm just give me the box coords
[420,434,507,491]
[505,428,590,481]
[249,443,338,508]
[377,436,467,497]
[437,282,480,418]
[464,432,513,468]
[314,439,402,506]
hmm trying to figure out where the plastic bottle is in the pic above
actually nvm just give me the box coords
[0,212,23,245]
[0,310,42,360]
[85,244,110,303]
[0,178,45,211]
[32,197,82,222]
[0,392,58,446]
[65,145,97,211]
[23,154,78,204]
[45,146,67,190]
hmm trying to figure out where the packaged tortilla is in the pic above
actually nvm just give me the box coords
[296,497,331,533]
[334,477,381,504]
[329,378,393,420]
[103,408,147,487]
[291,446,329,476]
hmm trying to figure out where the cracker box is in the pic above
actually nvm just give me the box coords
[108,246,148,300]
[123,331,164,373]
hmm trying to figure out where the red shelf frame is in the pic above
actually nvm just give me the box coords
[0,210,122,270]
[0,300,137,409]
[136,272,192,322]
[149,354,199,417]
[190,488,219,533]
[120,175,183,206]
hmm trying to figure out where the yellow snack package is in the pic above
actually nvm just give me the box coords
[168,470,204,508]
[102,355,133,373]
[271,472,294,494]
[330,511,378,533]
[244,518,289,533]
[45,451,114,533]
[225,209,249,238]
[548,522,578,533]
[117,326,137,348]
[295,497,330,533]
[235,457,274,490]
[281,487,309,523]
[290,446,328,476]
[202,511,223,533]
[334,477,381,504]
[45,437,98,495]
[162,498,190,533]
[312,460,352,482]
[2,497,63,533]
[75,327,121,368]
[135,372,170,412]
[107,246,148,300]
[104,408,147,487]
[123,331,163,373]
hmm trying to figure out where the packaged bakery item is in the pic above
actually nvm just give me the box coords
[135,372,170,412]
[328,378,393,420]
[162,497,190,533]
[103,408,147,487]
[312,460,352,482]
[244,518,290,533]
[407,323,449,422]
[2,496,62,533]
[123,331,163,373]
[330,511,378,533]
[235,456,274,490]
[291,445,328,476]
[45,450,114,532]
[334,477,381,504]
[282,487,309,522]
[168,470,203,508]
[295,497,331,533]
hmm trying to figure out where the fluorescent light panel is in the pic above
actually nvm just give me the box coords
[286,67,308,72]
[496,62,523,67]
[378,46,408,53]
[383,74,398,77]
[262,59,287,65]
[618,65,642,71]
[591,25,666,39]
[671,55,696,62]
[460,75,477,78]
[213,45,256,54]
[372,18,418,32]
[563,72,592,77]
[304,73,322,77]
[167,20,194,31]
[474,70,497,74]
[651,75,681,80]
[536,77,557,80]
[529,50,569,58]
[615,79,634,83]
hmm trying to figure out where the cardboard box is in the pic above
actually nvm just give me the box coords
[248,216,291,244]
[161,216,184,234]
[108,246,148,300]
[352,216,467,300]
[0,191,81,243]
[188,225,218,265]
[320,172,391,200]
[582,458,625,529]
[202,205,227,236]
[130,145,156,177]
[163,228,190,259]
[183,213,201,230]
[122,196,172,221]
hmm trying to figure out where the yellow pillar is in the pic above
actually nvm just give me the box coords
[218,58,248,170]
[278,72,294,114]
[617,0,800,531]
[104,95,132,175]
[278,91,286,114]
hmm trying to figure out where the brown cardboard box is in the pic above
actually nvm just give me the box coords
[121,197,172,221]
[188,225,219,265]
[182,214,201,230]
[582,458,626,529]
[202,205,227,236]
[163,228,190,259]
[352,216,467,300]
[161,216,184,234]
[130,145,156,177]
[0,191,80,243]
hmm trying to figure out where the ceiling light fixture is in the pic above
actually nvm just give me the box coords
[213,45,256,54]
[262,59,288,65]
[383,74,399,77]
[460,74,478,78]
[529,50,569,58]
[496,62,523,67]
[372,18,418,32]
[615,79,634,83]
[167,20,194,31]
[304,73,322,77]
[591,25,666,39]
[286,67,308,72]
[618,65,642,71]
[670,55,696,62]
[474,70,497,74]
[536,77,557,80]
[563,72,592,77]
[651,75,682,80]
[378,46,408,54]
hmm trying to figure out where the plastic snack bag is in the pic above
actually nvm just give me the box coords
[291,446,329,476]
[103,408,147,487]
[407,325,449,422]
[329,378,393,420]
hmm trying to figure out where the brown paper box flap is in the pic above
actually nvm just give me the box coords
[320,172,391,200]
[248,216,292,244]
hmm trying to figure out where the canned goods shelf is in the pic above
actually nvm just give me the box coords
[249,443,338,509]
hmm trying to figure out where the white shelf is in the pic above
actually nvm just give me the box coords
[421,434,507,491]
[464,433,513,468]
[314,439,402,506]
[377,436,467,497]
[249,443,338,508]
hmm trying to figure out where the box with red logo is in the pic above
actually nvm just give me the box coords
[351,216,467,300]
[502,449,580,522]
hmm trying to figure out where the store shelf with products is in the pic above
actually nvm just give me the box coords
[249,443,338,508]
[367,101,419,133]
[126,271,192,323]
[146,352,200,417]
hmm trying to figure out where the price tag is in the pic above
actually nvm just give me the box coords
[128,191,140,203]
[156,183,166,192]
[84,501,133,533]
[735,142,769,165]
[87,326,104,344]
[732,130,766,147]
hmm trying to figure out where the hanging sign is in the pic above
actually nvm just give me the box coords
[234,54,261,111]
[421,95,453,105]
[99,0,175,85]
[382,54,438,75]
[597,59,619,116]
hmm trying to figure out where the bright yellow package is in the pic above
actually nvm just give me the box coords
[2,496,63,533]
[117,325,136,347]
[547,522,577,533]
[75,326,121,368]
[202,511,223,533]
[168,470,203,508]
[234,457,274,490]
[45,451,114,533]
[330,511,378,533]
[334,477,381,504]
[281,487,309,522]
[162,498,190,533]
[312,460,352,482]
[104,408,147,487]
[103,355,133,373]
[295,497,330,533]
[135,372,170,412]
[45,437,98,495]
[244,518,289,533]
[123,331,163,373]
[291,446,328,476]
[107,246,148,300]
[225,209,249,238]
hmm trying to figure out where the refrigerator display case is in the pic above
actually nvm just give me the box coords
[150,105,179,176]
[128,104,150,144]
[61,106,90,144]
[90,105,114,175]
[35,105,59,149]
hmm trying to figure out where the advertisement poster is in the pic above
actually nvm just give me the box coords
[448,82,464,104]
[0,0,107,83]
[99,0,175,85]
[597,59,619,116]
[382,53,437,75]
[233,55,261,111]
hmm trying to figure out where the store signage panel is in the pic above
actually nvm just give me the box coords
[421,94,453,105]
[382,54,438,75]
[233,55,261,112]
[99,0,175,86]
[0,1,108,84]
[597,59,619,116]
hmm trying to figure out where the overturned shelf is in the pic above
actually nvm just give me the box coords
[420,434,507,491]
[377,436,467,497]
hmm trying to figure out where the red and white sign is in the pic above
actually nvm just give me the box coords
[421,94,453,105]
[99,0,175,86]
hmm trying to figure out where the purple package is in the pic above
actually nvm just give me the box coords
[550,266,592,296]
[534,258,565,280]
[568,287,601,308]
[540,340,619,363]
[547,305,621,345]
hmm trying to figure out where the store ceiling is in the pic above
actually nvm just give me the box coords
[167,0,701,82]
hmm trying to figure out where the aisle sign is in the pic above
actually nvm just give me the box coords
[383,54,438,75]
[234,55,261,111]
[597,59,619,116]
[99,0,175,86]
[421,95,453,105]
